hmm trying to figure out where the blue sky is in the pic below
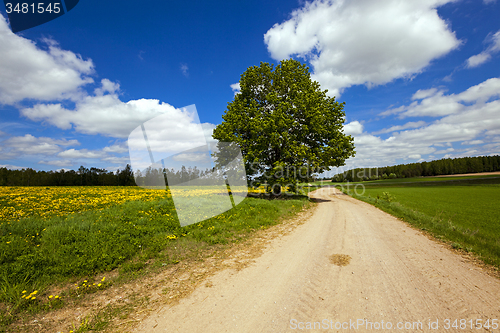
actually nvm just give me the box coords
[0,0,499,176]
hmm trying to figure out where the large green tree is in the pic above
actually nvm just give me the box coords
[213,59,355,193]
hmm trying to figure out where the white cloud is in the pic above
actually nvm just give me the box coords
[466,53,491,68]
[201,123,217,144]
[412,88,439,100]
[103,142,128,154]
[101,156,130,164]
[230,82,241,95]
[172,153,210,163]
[466,30,500,68]
[20,79,217,139]
[341,77,500,168]
[433,147,454,154]
[1,134,79,156]
[39,159,72,167]
[0,164,28,170]
[54,147,130,166]
[343,121,363,135]
[374,121,426,134]
[94,78,120,96]
[180,63,189,77]
[462,140,484,145]
[264,0,461,96]
[58,148,106,159]
[386,77,500,118]
[0,14,94,104]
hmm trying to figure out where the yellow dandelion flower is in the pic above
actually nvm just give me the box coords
[49,295,53,299]
[55,295,60,299]
[22,290,26,293]
[31,296,36,300]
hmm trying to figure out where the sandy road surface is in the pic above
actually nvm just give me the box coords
[134,187,500,332]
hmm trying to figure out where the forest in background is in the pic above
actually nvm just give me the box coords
[1,155,500,186]
[0,164,220,187]
[332,155,500,182]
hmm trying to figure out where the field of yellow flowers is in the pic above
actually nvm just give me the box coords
[0,186,171,222]
[0,185,309,330]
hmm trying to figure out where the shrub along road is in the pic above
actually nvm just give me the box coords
[134,187,500,332]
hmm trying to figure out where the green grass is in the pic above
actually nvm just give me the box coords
[333,174,500,186]
[343,182,500,269]
[0,188,312,331]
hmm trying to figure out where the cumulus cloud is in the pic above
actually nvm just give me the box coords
[103,143,128,154]
[461,140,484,145]
[0,164,27,170]
[1,134,79,156]
[0,14,94,104]
[39,159,72,167]
[0,134,80,163]
[172,152,210,163]
[374,121,426,134]
[20,79,216,140]
[46,147,129,167]
[101,156,131,165]
[466,30,500,68]
[338,77,500,168]
[264,0,461,96]
[343,121,363,135]
[383,77,500,118]
[230,82,241,95]
[0,134,131,169]
[58,148,107,159]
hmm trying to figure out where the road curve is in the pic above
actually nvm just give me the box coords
[134,187,500,332]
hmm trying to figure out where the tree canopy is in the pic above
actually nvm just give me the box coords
[213,59,355,192]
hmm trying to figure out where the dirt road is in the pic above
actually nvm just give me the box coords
[134,187,500,332]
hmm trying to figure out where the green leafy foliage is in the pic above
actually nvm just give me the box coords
[213,59,355,191]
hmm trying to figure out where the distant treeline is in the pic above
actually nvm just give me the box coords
[133,165,229,186]
[0,164,225,187]
[332,155,500,182]
[0,165,136,186]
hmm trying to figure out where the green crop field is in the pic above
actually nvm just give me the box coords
[0,186,311,331]
[334,173,500,186]
[343,179,500,269]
